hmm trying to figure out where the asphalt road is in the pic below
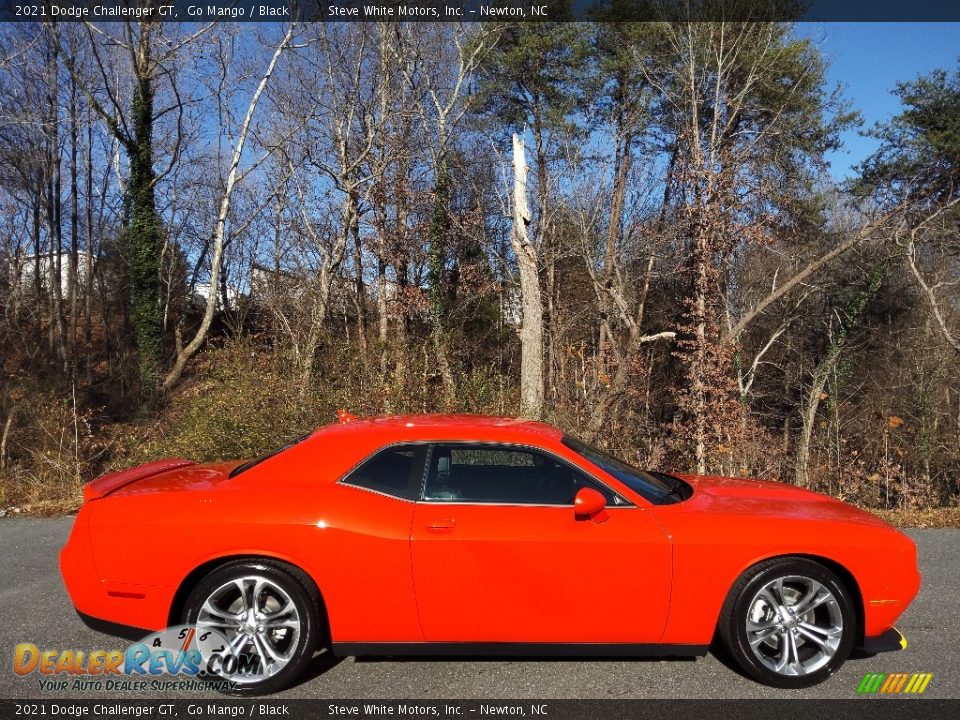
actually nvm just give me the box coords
[1,517,956,700]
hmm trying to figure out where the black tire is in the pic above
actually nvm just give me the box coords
[183,559,322,695]
[718,557,856,688]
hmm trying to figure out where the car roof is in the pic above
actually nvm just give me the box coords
[311,414,563,442]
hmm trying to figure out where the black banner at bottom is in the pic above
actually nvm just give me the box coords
[0,699,956,720]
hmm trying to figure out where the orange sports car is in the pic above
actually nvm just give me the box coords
[60,414,920,694]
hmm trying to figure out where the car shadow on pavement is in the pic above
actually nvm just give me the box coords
[77,610,152,642]
[708,639,889,682]
[290,649,345,688]
[707,642,752,680]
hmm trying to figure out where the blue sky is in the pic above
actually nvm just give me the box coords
[796,23,960,179]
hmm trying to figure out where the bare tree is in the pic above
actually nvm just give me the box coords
[900,199,960,355]
[163,25,294,390]
[395,23,496,403]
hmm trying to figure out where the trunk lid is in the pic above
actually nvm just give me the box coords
[83,458,196,502]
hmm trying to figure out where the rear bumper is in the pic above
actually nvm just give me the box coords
[859,626,908,655]
[59,507,175,632]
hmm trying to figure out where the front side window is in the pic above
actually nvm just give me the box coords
[341,445,426,501]
[424,443,626,505]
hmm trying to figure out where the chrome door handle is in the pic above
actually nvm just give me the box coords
[426,518,456,532]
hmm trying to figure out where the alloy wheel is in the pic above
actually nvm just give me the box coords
[745,575,843,676]
[195,574,303,683]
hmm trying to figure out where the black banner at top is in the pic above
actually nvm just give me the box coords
[1,0,959,22]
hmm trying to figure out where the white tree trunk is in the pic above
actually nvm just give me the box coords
[163,27,293,391]
[510,134,545,419]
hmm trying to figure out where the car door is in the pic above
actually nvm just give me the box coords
[410,443,672,643]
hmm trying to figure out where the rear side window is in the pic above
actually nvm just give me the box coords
[341,445,426,501]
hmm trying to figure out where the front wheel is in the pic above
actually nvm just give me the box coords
[183,560,321,695]
[718,558,856,688]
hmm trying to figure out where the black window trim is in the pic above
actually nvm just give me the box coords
[336,440,635,508]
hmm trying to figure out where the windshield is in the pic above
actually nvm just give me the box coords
[228,432,312,479]
[562,436,689,505]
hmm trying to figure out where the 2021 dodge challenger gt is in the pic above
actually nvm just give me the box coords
[60,414,921,694]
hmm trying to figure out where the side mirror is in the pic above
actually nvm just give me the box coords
[574,487,608,523]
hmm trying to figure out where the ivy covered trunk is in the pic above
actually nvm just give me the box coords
[127,29,164,399]
[428,159,455,402]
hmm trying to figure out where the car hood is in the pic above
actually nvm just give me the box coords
[673,473,894,529]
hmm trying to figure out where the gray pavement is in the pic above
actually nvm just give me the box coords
[1,517,956,699]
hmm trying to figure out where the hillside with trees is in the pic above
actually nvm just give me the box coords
[1,20,958,516]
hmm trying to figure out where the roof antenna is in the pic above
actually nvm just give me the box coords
[337,409,357,424]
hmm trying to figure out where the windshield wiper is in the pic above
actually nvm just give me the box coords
[665,485,685,501]
[228,460,255,479]
[658,473,690,502]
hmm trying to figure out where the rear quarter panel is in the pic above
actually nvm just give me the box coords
[85,429,422,640]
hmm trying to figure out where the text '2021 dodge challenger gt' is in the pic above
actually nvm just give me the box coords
[60,414,920,694]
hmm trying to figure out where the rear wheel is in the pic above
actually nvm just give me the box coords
[718,557,856,688]
[183,560,321,695]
